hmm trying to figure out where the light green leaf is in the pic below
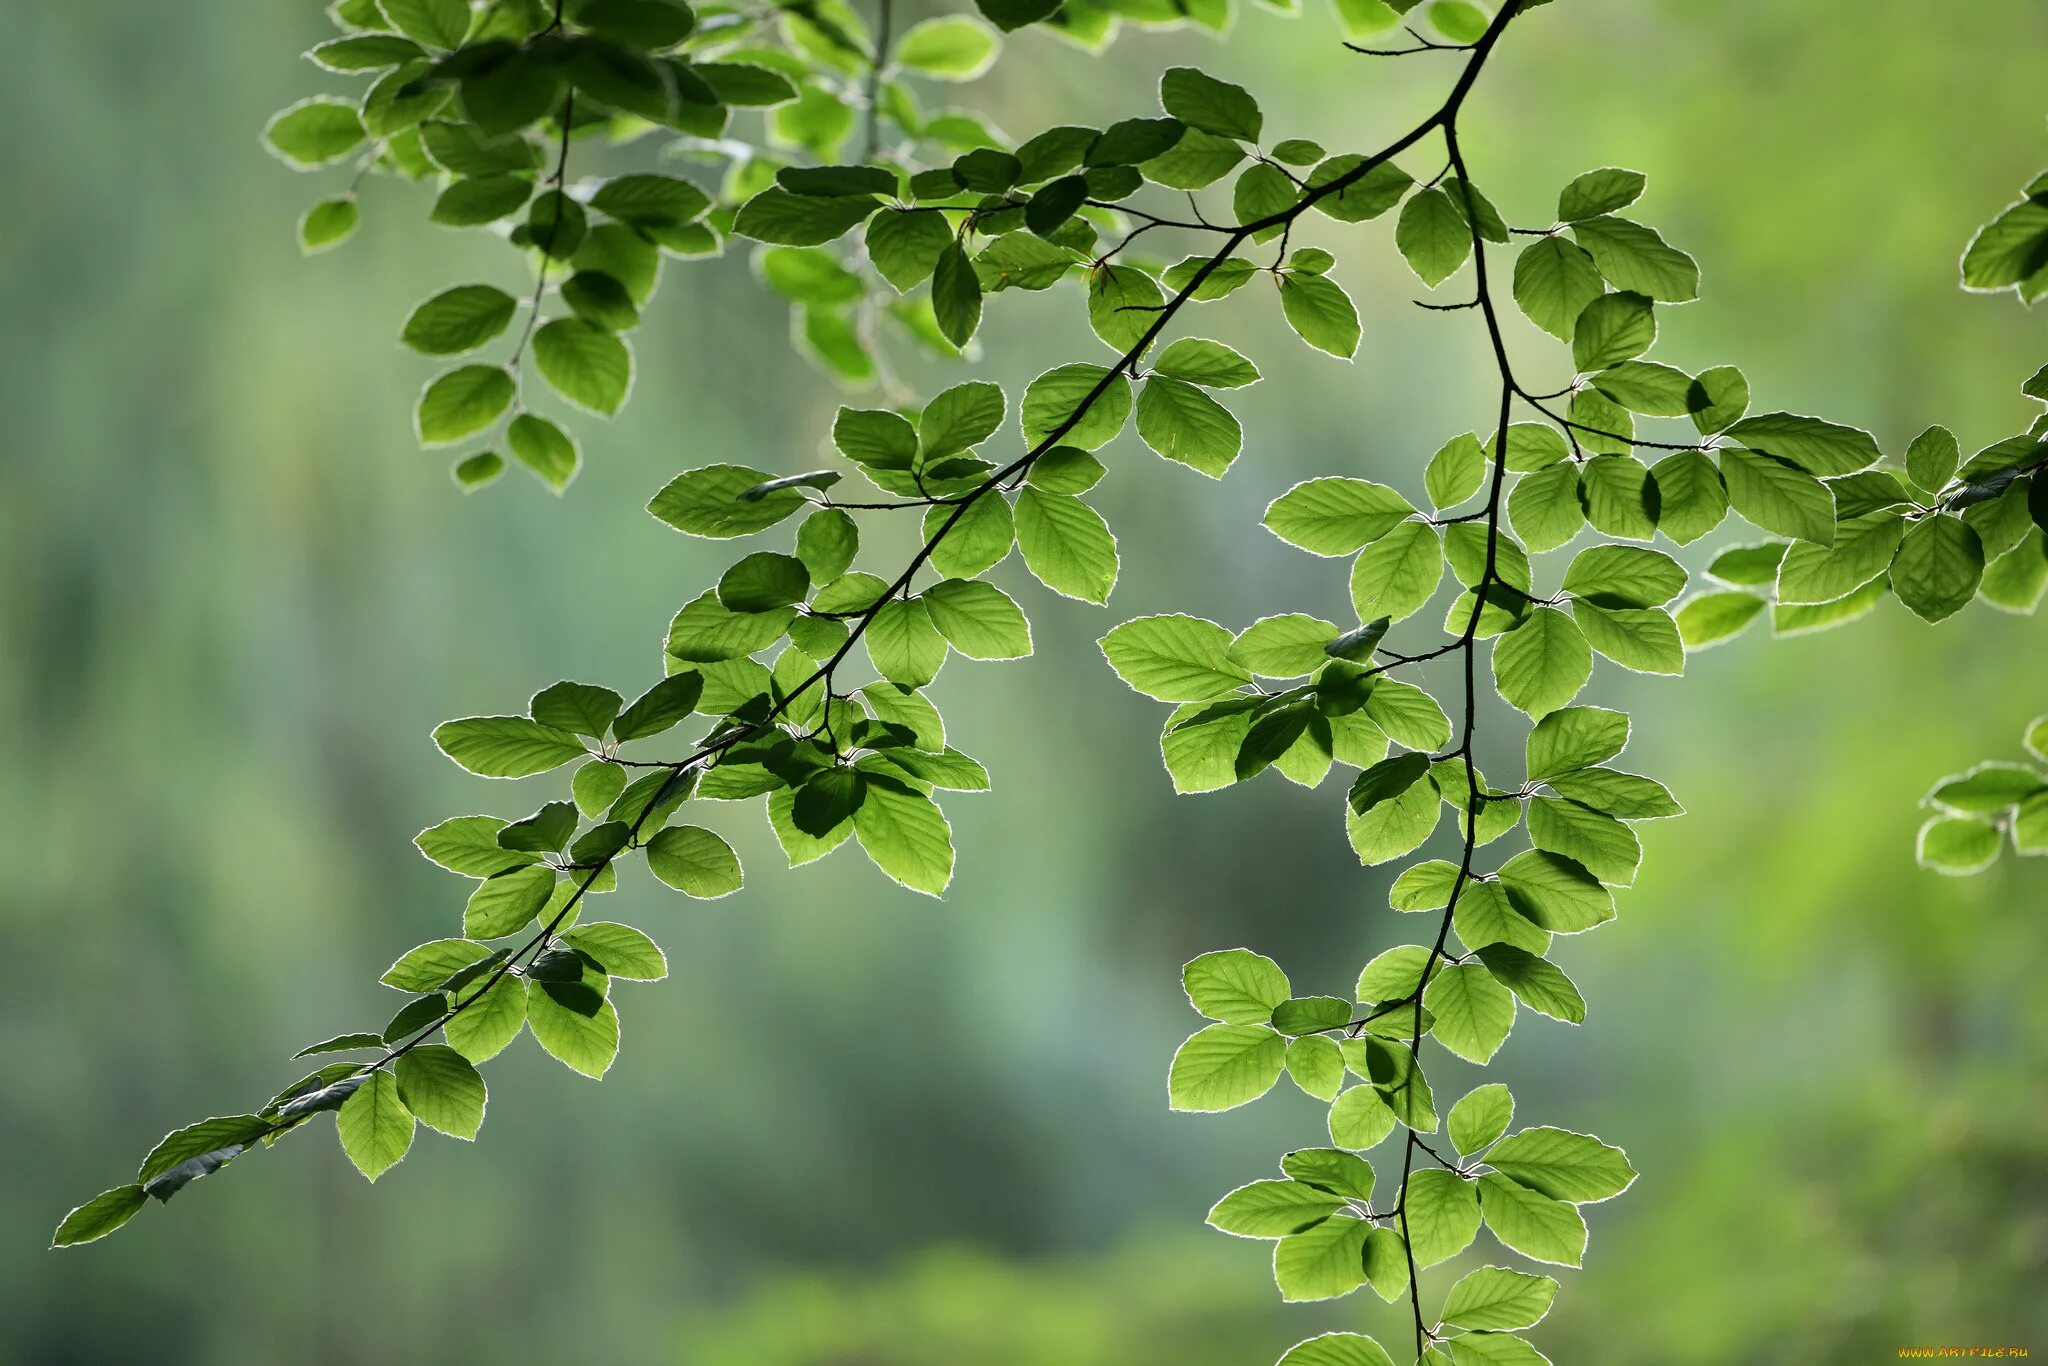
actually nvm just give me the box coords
[1916,815,2002,875]
[444,975,527,1063]
[1477,1174,1587,1268]
[1492,608,1591,716]
[1571,601,1684,675]
[1404,1168,1481,1267]
[1571,215,1699,301]
[1423,963,1516,1063]
[868,599,947,687]
[1557,167,1645,222]
[1329,1084,1397,1150]
[416,364,514,446]
[1570,291,1654,371]
[1449,1084,1514,1154]
[922,578,1032,658]
[853,776,954,895]
[1442,1266,1560,1331]
[1182,947,1290,1023]
[526,990,620,1079]
[1208,1180,1346,1238]
[1014,488,1118,603]
[264,98,367,167]
[1396,188,1472,287]
[335,1071,414,1182]
[1265,478,1414,556]
[1277,1334,1397,1366]
[1273,1213,1372,1303]
[1721,448,1836,545]
[402,284,517,355]
[1021,363,1133,451]
[646,825,743,898]
[1229,614,1340,677]
[1891,515,1985,622]
[895,15,999,79]
[1528,797,1641,885]
[561,922,667,980]
[1287,1036,1347,1100]
[1526,706,1628,780]
[394,1045,486,1140]
[1512,238,1603,341]
[1169,1022,1286,1112]
[1101,614,1250,701]
[1136,376,1243,477]
[1726,412,1882,478]
[463,864,556,938]
[52,1185,149,1248]
[1484,1126,1637,1203]
[1279,273,1361,358]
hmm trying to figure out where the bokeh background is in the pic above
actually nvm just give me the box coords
[4,0,2046,1361]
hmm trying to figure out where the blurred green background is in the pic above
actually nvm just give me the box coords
[4,1,2046,1361]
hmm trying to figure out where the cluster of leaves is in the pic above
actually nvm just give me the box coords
[61,3,2048,1364]
[1916,713,2048,876]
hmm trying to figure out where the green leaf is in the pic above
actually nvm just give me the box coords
[52,1184,149,1248]
[394,1045,486,1140]
[865,209,953,292]
[1497,851,1613,935]
[868,599,947,686]
[1152,337,1259,389]
[610,673,702,744]
[1891,515,1985,622]
[1572,601,1684,675]
[1136,376,1242,476]
[1405,1168,1481,1267]
[1917,814,2002,875]
[1277,1336,1397,1366]
[1676,591,1766,649]
[1562,545,1686,608]
[1328,1084,1397,1150]
[1512,238,1603,341]
[1278,273,1361,358]
[298,196,362,254]
[1492,608,1591,716]
[501,412,576,492]
[1101,615,1249,701]
[1961,192,2048,296]
[1426,433,1487,510]
[1526,706,1628,780]
[1476,1174,1587,1268]
[444,975,527,1063]
[1349,522,1445,624]
[1905,424,1961,493]
[1283,1149,1377,1202]
[1442,1266,1560,1331]
[402,284,517,356]
[381,939,492,991]
[430,175,534,226]
[433,715,585,778]
[1160,66,1261,141]
[932,241,983,347]
[1485,1126,1636,1203]
[1306,155,1414,224]
[1423,963,1516,1063]
[1529,796,1641,885]
[924,496,1013,581]
[1168,1022,1286,1112]
[1557,167,1645,222]
[895,15,999,78]
[1725,412,1881,477]
[853,776,954,895]
[1345,754,1440,865]
[731,187,878,245]
[1571,215,1699,301]
[649,464,808,537]
[1571,291,1654,371]
[532,319,631,417]
[1449,1084,1514,1154]
[1228,614,1339,677]
[1274,1214,1371,1301]
[1923,762,2045,814]
[1507,464,1584,553]
[922,579,1031,658]
[645,825,743,898]
[1775,511,1906,604]
[1721,448,1836,545]
[1020,363,1132,451]
[1182,947,1290,1024]
[1264,478,1414,556]
[381,0,469,46]
[264,98,367,167]
[336,1071,414,1182]
[1287,1036,1347,1100]
[1396,187,1472,287]
[526,990,620,1079]
[415,815,537,878]
[415,364,514,446]
[1013,489,1118,603]
[463,864,556,938]
[1208,1179,1345,1238]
